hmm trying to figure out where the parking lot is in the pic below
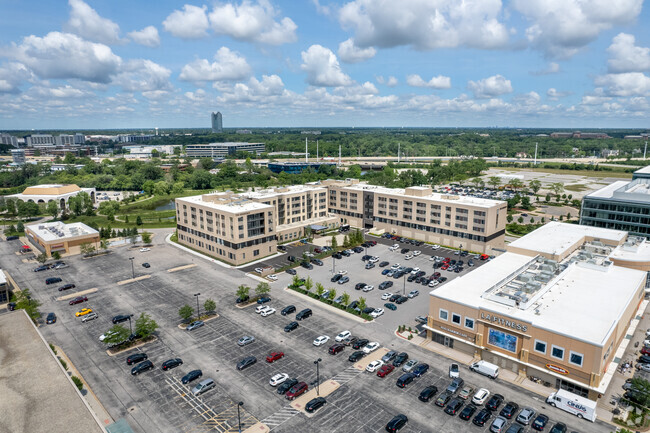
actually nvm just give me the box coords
[2,235,612,433]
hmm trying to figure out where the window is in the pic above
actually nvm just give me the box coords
[464,318,474,330]
[439,309,448,321]
[451,313,461,325]
[551,345,564,360]
[569,351,583,367]
[534,340,547,354]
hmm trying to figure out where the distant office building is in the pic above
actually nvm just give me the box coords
[25,134,56,146]
[301,130,321,135]
[550,131,610,139]
[185,142,265,158]
[236,129,252,134]
[601,149,620,158]
[268,162,336,174]
[0,133,18,147]
[74,133,85,144]
[123,145,182,159]
[10,149,25,165]
[211,112,223,133]
[117,134,154,143]
[55,134,75,146]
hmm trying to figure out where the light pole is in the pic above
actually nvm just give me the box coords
[403,273,406,296]
[194,293,201,320]
[237,401,244,433]
[127,314,134,335]
[314,358,322,395]
[129,257,135,279]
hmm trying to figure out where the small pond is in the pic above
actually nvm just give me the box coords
[154,200,176,211]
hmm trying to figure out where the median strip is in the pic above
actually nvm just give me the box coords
[56,287,98,301]
[167,264,197,273]
[289,379,340,414]
[117,275,151,285]
[352,347,389,371]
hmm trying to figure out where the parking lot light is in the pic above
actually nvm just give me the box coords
[237,401,244,433]
[314,358,322,396]
[129,257,135,279]
[193,293,201,320]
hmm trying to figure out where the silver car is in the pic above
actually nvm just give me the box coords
[238,335,255,346]
[516,408,535,425]
[81,312,98,322]
[402,359,419,372]
[490,416,507,433]
[192,378,215,396]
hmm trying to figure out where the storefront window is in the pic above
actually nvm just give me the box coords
[439,309,448,321]
[551,345,564,360]
[452,313,461,325]
[569,352,583,367]
[534,340,547,354]
[464,318,474,330]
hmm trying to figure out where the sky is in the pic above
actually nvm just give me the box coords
[0,0,649,129]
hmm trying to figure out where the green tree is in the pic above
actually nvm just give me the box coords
[304,277,314,292]
[331,234,338,250]
[245,157,254,173]
[343,234,350,248]
[520,196,532,210]
[46,201,58,219]
[507,215,513,223]
[6,225,16,234]
[236,284,250,300]
[528,179,542,194]
[327,288,336,302]
[517,216,524,223]
[566,212,571,220]
[172,182,185,194]
[36,253,48,264]
[16,221,24,233]
[488,176,501,189]
[51,251,61,260]
[347,164,362,178]
[509,178,524,191]
[80,242,95,256]
[179,304,194,322]
[100,239,108,251]
[134,312,159,339]
[255,282,270,298]
[11,288,41,321]
[550,182,564,198]
[154,180,171,196]
[541,217,545,223]
[103,324,130,346]
[530,217,535,224]
[316,283,325,297]
[136,215,143,226]
[291,275,301,288]
[341,292,350,307]
[357,297,367,313]
[203,298,216,314]
[141,231,152,244]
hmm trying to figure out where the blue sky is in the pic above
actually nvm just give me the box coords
[0,0,649,129]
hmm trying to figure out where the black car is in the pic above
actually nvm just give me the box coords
[472,408,492,426]
[281,305,296,316]
[112,314,130,324]
[131,360,154,375]
[46,312,56,324]
[362,307,375,315]
[286,268,297,275]
[305,396,327,413]
[379,281,393,290]
[331,274,342,282]
[142,263,150,268]
[395,296,408,304]
[284,321,299,332]
[237,356,257,371]
[45,277,62,285]
[341,250,351,257]
[486,393,504,411]
[459,404,478,420]
[444,398,464,415]
[353,247,364,253]
[396,373,416,388]
[287,255,296,262]
[348,300,359,311]
[500,401,519,419]
[350,338,368,349]
[126,353,148,365]
[393,352,409,367]
[236,295,250,303]
[385,414,408,433]
[418,385,438,402]
[348,351,365,362]
[505,425,524,433]
[435,391,452,407]
[182,369,203,384]
[277,378,298,394]
[311,259,323,266]
[549,423,566,433]
[257,296,271,304]
[639,354,650,364]
[389,294,401,302]
[300,261,313,270]
[34,265,50,272]
[361,255,371,261]
[333,252,342,259]
[7,302,16,311]
[355,282,367,290]
[57,283,76,292]
[162,358,183,371]
[296,308,312,320]
[531,414,549,431]
[5,235,19,241]
[400,248,409,254]
[379,261,390,267]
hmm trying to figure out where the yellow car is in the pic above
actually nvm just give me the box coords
[75,308,93,317]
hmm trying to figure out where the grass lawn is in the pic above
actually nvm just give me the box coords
[65,214,176,229]
[564,184,589,192]
[496,166,633,179]
[119,190,212,213]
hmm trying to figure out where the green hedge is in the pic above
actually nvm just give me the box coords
[288,285,373,321]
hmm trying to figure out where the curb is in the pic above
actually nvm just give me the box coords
[283,287,369,324]
[177,314,219,329]
[105,336,158,357]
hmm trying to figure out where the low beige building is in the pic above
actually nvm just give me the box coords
[26,221,100,256]
[8,184,96,209]
[426,222,648,400]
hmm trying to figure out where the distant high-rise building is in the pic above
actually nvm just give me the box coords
[10,149,25,165]
[0,133,18,147]
[211,112,223,133]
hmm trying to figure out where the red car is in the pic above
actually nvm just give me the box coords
[266,351,285,363]
[377,364,395,378]
[314,247,322,253]
[329,344,345,355]
[69,296,88,305]
[480,254,489,260]
[642,346,650,356]
[441,264,449,271]
[368,240,377,246]
[443,258,451,263]
[285,382,308,400]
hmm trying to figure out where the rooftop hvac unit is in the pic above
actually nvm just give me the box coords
[516,274,532,283]
[591,241,604,247]
[38,225,44,229]
[525,281,542,291]
[535,273,553,283]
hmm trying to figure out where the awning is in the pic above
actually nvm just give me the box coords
[309,224,328,231]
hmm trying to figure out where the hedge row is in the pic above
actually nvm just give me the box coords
[288,285,374,321]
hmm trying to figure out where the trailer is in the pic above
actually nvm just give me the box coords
[546,389,596,422]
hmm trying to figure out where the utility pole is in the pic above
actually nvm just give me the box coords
[398,143,400,163]
[645,141,648,160]
[305,138,308,162]
[338,145,341,166]
[534,142,538,166]
[316,140,319,160]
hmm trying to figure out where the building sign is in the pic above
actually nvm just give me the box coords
[480,312,528,332]
[439,326,470,339]
[545,364,569,375]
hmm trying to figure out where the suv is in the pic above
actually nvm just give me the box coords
[473,408,492,426]
[281,305,296,315]
[296,309,312,320]
[329,344,345,355]
[131,360,154,375]
[516,408,536,425]
[393,352,409,367]
[395,373,416,388]
[112,314,130,324]
[285,382,308,400]
[126,353,148,365]
[162,358,183,371]
[192,378,215,396]
[486,393,504,411]
[45,277,62,285]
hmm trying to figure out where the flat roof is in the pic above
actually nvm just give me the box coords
[177,194,272,213]
[634,165,650,174]
[342,183,505,208]
[432,252,646,346]
[242,184,326,199]
[508,221,627,256]
[0,311,105,433]
[27,221,99,242]
[186,142,264,147]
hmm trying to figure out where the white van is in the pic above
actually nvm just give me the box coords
[469,360,499,379]
[546,389,596,422]
[192,378,215,396]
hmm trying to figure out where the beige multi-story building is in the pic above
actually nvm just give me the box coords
[426,222,649,400]
[324,179,506,253]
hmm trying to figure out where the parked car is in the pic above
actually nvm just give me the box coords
[236,356,257,371]
[328,344,345,355]
[382,350,397,363]
[348,351,365,362]
[45,277,62,285]
[270,373,289,387]
[402,359,419,373]
[296,308,312,320]
[285,382,308,400]
[435,391,453,407]
[281,305,296,315]
[446,377,465,394]
[444,398,464,415]
[459,386,475,400]
[363,342,380,354]
[516,408,536,425]
[266,351,284,363]
[57,283,76,292]
[68,296,88,305]
[366,360,384,372]
[313,335,330,346]
[352,338,369,350]
[393,352,409,367]
[46,312,57,324]
[486,393,504,411]
[142,263,150,268]
[549,422,567,433]
[191,378,215,396]
[75,308,93,317]
[385,414,408,432]
[284,321,299,332]
[276,378,298,395]
[395,373,416,388]
[473,408,492,426]
[162,358,183,371]
[377,364,395,378]
[531,414,549,431]
[472,388,490,405]
[182,369,203,384]
[335,330,351,342]
[412,363,429,377]
[338,276,350,284]
[460,403,478,421]
[500,402,519,419]
[81,311,98,322]
[490,416,508,433]
[34,265,50,272]
[237,335,255,346]
[186,321,204,331]
[131,360,154,375]
[257,296,272,304]
[384,303,397,310]
[112,314,130,324]
[418,385,438,402]
[305,396,327,413]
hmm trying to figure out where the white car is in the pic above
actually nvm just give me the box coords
[391,244,399,249]
[362,285,375,292]
[337,270,348,275]
[313,335,330,346]
[381,292,393,300]
[412,250,421,256]
[368,257,379,263]
[99,330,117,342]
[267,274,278,281]
[639,363,650,373]
[370,308,384,318]
[254,267,263,273]
[345,249,354,255]
[408,290,419,298]
[404,254,413,260]
[410,267,420,275]
[269,373,289,386]
[363,342,380,354]
[256,305,272,314]
[261,308,276,317]
[429,255,436,261]
[391,263,400,270]
[335,330,351,342]
[431,244,440,250]
[139,248,150,252]
[366,359,384,372]
[449,363,460,378]
[472,388,491,405]
[428,280,439,287]
[305,252,315,257]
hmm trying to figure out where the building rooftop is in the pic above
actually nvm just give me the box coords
[0,310,105,433]
[585,179,650,203]
[186,142,264,147]
[177,194,272,214]
[431,252,646,346]
[21,184,81,195]
[634,165,650,175]
[508,221,627,258]
[242,184,326,199]
[27,221,99,242]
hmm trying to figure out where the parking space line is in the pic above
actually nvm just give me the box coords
[260,406,301,430]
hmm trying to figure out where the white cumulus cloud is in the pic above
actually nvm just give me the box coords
[595,72,650,97]
[301,45,353,87]
[0,62,34,93]
[65,0,121,45]
[338,0,508,51]
[546,88,570,100]
[208,0,297,45]
[163,5,210,39]
[406,74,451,89]
[113,59,172,92]
[338,38,376,63]
[467,74,513,98]
[128,26,160,48]
[179,47,251,82]
[607,33,650,73]
[377,76,398,87]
